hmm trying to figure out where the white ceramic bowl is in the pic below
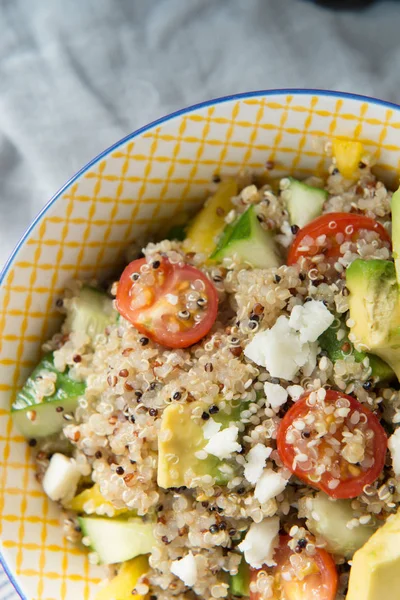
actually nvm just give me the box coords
[1,89,400,600]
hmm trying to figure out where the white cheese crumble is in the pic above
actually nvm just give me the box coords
[289,300,335,343]
[244,443,272,484]
[238,517,280,568]
[389,429,400,475]
[287,385,304,401]
[204,426,241,459]
[254,468,287,504]
[264,382,288,410]
[171,551,198,587]
[42,453,81,503]
[244,301,334,381]
[203,418,222,440]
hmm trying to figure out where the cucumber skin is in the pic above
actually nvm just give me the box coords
[211,205,280,268]
[286,178,328,229]
[318,320,394,383]
[230,559,250,597]
[12,353,85,438]
[64,286,116,339]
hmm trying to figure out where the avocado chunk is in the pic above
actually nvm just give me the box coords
[64,286,117,339]
[157,400,244,489]
[346,508,400,600]
[391,186,400,284]
[283,177,327,229]
[69,484,130,517]
[299,492,378,559]
[79,516,155,565]
[346,259,400,380]
[230,558,250,597]
[318,317,394,384]
[183,179,238,255]
[211,205,281,269]
[12,352,85,438]
[95,555,149,600]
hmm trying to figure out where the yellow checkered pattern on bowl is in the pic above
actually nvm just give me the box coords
[1,92,400,599]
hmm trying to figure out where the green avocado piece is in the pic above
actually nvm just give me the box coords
[318,318,394,384]
[211,205,281,269]
[230,558,250,597]
[157,400,245,489]
[12,352,86,438]
[346,259,400,381]
[346,508,400,600]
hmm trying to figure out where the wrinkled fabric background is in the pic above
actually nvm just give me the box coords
[0,0,399,268]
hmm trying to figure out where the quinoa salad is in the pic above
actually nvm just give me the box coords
[12,138,400,600]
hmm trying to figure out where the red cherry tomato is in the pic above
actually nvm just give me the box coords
[116,258,218,349]
[287,212,391,266]
[250,535,338,600]
[277,390,387,499]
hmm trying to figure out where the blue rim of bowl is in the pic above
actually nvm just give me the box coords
[1,87,400,599]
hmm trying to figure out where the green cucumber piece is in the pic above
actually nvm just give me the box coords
[12,353,85,438]
[301,492,378,559]
[211,205,281,269]
[230,558,250,597]
[284,177,328,229]
[79,517,155,564]
[64,286,116,339]
[318,319,394,384]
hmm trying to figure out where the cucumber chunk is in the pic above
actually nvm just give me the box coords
[12,353,85,438]
[300,492,378,559]
[284,178,327,229]
[211,205,281,269]
[64,286,116,339]
[230,558,250,597]
[318,318,394,384]
[79,517,155,564]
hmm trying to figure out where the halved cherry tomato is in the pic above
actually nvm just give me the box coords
[287,212,391,266]
[250,535,338,600]
[116,257,218,349]
[277,390,387,499]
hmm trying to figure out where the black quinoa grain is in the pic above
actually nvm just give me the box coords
[265,160,275,170]
[140,337,149,346]
[116,466,124,475]
[131,272,140,281]
[209,524,219,534]
[161,535,170,544]
[249,313,260,322]
[363,380,373,391]
[152,260,161,269]
[201,501,209,508]
[56,406,64,413]
[73,354,82,363]
[28,439,37,447]
[318,350,328,357]
[229,528,236,537]
[389,484,396,494]
[201,411,210,421]
[209,405,219,414]
[359,161,367,169]
[205,363,213,373]
[135,391,143,399]
[130,415,136,423]
[270,377,280,385]
[95,451,102,459]
[219,522,227,531]
[55,298,64,308]
[332,167,339,175]
[149,382,157,391]
[302,431,311,439]
[248,321,257,330]
[291,224,300,235]
[149,408,158,417]
[212,174,221,183]
[173,391,182,400]
[299,272,306,281]
[297,538,307,549]
[75,525,82,532]
[157,505,164,512]
[237,487,245,495]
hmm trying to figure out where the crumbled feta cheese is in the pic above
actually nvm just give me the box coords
[171,552,197,587]
[254,469,287,504]
[289,300,334,343]
[244,316,316,380]
[203,418,222,440]
[238,518,280,568]
[287,385,304,401]
[264,382,288,410]
[204,426,241,459]
[42,453,81,503]
[389,429,400,475]
[244,444,272,484]
[165,293,178,306]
